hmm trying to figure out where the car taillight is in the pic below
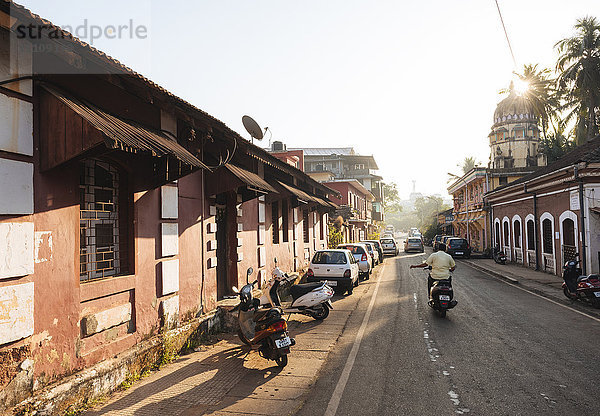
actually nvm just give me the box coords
[307,268,314,277]
[343,269,351,277]
[361,254,367,261]
[268,320,287,333]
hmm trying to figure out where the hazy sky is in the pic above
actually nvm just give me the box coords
[20,0,599,198]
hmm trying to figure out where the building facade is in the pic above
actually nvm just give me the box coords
[323,179,375,242]
[486,136,600,276]
[0,4,335,412]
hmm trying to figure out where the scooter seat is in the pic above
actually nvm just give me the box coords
[253,307,282,322]
[290,283,322,300]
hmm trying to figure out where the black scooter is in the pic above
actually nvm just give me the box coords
[493,247,507,264]
[233,267,295,367]
[424,266,457,318]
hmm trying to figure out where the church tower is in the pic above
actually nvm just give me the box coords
[488,82,547,169]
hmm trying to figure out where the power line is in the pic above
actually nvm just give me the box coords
[494,0,517,69]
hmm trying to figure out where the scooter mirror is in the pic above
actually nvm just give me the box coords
[246,267,253,284]
[274,257,278,265]
[232,286,239,293]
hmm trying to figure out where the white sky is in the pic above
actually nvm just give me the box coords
[20,0,599,198]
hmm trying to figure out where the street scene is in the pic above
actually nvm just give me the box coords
[1,0,600,415]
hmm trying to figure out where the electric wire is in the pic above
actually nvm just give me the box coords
[494,0,517,69]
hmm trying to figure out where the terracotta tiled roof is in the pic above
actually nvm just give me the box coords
[5,1,337,198]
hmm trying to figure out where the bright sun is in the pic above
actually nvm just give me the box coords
[514,79,529,96]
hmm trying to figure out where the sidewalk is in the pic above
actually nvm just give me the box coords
[82,269,377,416]
[460,258,600,318]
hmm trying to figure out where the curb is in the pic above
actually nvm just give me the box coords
[461,260,519,284]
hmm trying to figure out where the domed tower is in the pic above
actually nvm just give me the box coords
[488,82,547,169]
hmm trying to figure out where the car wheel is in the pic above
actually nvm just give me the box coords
[347,287,353,295]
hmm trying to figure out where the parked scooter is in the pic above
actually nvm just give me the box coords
[233,267,295,367]
[493,247,507,264]
[424,266,457,318]
[260,258,334,320]
[562,255,600,308]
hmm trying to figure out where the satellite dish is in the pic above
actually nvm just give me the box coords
[242,115,264,141]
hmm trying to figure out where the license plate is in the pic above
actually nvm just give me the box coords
[455,252,463,255]
[439,295,451,301]
[594,292,600,298]
[322,280,337,286]
[275,336,291,348]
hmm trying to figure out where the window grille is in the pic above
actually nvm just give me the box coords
[80,159,128,282]
[526,220,535,250]
[272,201,280,244]
[542,219,553,254]
[303,210,309,243]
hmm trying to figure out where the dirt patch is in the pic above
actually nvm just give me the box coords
[0,344,30,388]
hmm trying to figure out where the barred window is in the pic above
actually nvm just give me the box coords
[80,159,129,282]
[542,218,553,254]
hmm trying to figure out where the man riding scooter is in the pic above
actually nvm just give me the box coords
[410,243,456,296]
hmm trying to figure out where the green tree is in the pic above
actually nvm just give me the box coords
[460,156,478,174]
[555,16,600,144]
[514,64,561,140]
[413,196,448,230]
[382,182,402,214]
[539,130,576,163]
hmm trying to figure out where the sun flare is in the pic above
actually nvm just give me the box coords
[514,78,529,96]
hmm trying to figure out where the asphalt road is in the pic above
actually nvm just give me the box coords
[295,249,600,416]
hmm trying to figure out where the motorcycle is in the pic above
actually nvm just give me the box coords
[233,267,295,367]
[424,266,457,318]
[562,255,600,308]
[260,259,334,320]
[493,247,507,264]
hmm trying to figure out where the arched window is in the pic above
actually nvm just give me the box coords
[542,218,553,254]
[495,221,500,248]
[503,221,510,246]
[526,219,535,250]
[562,218,576,262]
[513,220,521,248]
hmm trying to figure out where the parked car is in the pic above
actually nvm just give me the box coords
[362,240,384,263]
[361,241,380,265]
[337,243,372,278]
[306,249,359,295]
[446,238,471,258]
[380,237,399,256]
[432,235,444,250]
[404,237,424,253]
[441,235,454,248]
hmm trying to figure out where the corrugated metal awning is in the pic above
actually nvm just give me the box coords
[224,164,278,194]
[41,85,208,170]
[275,180,337,208]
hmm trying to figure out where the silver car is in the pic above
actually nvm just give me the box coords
[337,243,372,279]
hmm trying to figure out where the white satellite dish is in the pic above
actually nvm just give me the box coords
[242,115,264,141]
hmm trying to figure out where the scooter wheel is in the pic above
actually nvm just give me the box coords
[310,304,330,320]
[439,309,447,318]
[276,355,288,367]
[563,287,573,300]
[237,329,251,346]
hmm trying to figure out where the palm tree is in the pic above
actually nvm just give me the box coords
[461,156,478,174]
[555,16,600,144]
[514,64,561,140]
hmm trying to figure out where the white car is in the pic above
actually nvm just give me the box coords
[337,243,372,279]
[380,237,399,256]
[361,241,380,265]
[306,249,360,295]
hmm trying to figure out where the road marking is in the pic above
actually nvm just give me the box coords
[463,263,600,324]
[324,262,386,416]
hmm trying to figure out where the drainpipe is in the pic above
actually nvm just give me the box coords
[524,184,539,271]
[575,166,587,274]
